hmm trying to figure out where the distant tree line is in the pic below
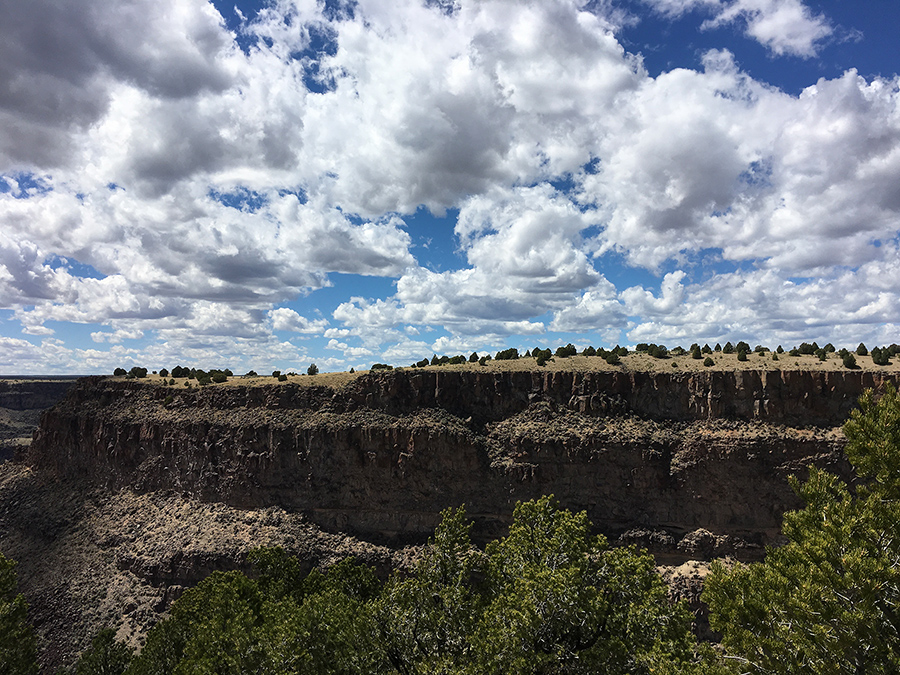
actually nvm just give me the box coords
[113,342,899,383]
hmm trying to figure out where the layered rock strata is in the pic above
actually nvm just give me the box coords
[28,369,896,552]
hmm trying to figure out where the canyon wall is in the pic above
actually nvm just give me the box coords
[27,369,897,554]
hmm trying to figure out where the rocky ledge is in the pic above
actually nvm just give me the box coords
[27,368,897,553]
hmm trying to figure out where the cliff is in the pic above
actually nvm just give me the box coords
[28,368,896,553]
[0,379,78,461]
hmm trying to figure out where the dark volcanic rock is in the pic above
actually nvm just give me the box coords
[27,370,892,547]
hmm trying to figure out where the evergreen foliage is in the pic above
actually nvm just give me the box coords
[554,343,577,358]
[704,384,900,673]
[78,500,728,675]
[0,553,38,675]
[71,628,133,675]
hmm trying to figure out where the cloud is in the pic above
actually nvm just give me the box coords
[705,0,833,58]
[269,308,328,334]
[0,0,235,170]
[643,0,832,57]
[625,252,900,348]
[90,327,144,344]
[549,278,627,333]
[0,0,897,372]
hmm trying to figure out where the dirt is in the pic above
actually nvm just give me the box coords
[0,461,412,672]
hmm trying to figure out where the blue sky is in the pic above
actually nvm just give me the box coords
[1,0,899,374]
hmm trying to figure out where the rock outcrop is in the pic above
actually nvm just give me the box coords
[28,369,895,550]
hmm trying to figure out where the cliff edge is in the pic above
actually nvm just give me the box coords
[28,368,896,553]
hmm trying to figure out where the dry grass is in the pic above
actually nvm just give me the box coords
[117,350,900,391]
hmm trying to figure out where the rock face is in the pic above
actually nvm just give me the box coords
[0,379,78,412]
[28,370,897,551]
[0,379,78,461]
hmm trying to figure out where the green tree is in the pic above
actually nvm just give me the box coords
[73,628,133,675]
[474,497,706,675]
[704,384,900,674]
[374,506,483,674]
[308,363,319,375]
[0,553,38,675]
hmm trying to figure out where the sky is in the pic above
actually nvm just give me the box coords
[1,0,899,375]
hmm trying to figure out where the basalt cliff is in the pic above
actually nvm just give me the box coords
[4,364,899,669]
[27,368,897,554]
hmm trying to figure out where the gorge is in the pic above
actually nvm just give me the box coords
[2,361,898,669]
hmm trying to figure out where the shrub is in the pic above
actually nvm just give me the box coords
[71,628,132,675]
[582,346,596,356]
[735,341,750,354]
[635,343,649,352]
[842,352,858,369]
[815,349,827,361]
[447,355,466,365]
[702,344,713,354]
[857,342,868,356]
[244,370,258,377]
[0,553,38,674]
[211,372,227,383]
[554,343,577,358]
[714,343,722,352]
[128,366,148,379]
[605,352,620,365]
[648,344,668,359]
[495,348,520,361]
[691,346,702,360]
[278,373,288,381]
[415,358,430,368]
[113,367,126,376]
[370,363,392,371]
[872,347,891,366]
[737,350,748,362]
[703,357,714,367]
[615,345,629,356]
[798,342,817,355]
[308,363,319,375]
[159,368,169,378]
[722,342,734,354]
[776,345,784,354]
[469,352,479,363]
[272,370,281,378]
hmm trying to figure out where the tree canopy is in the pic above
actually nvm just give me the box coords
[704,384,900,673]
